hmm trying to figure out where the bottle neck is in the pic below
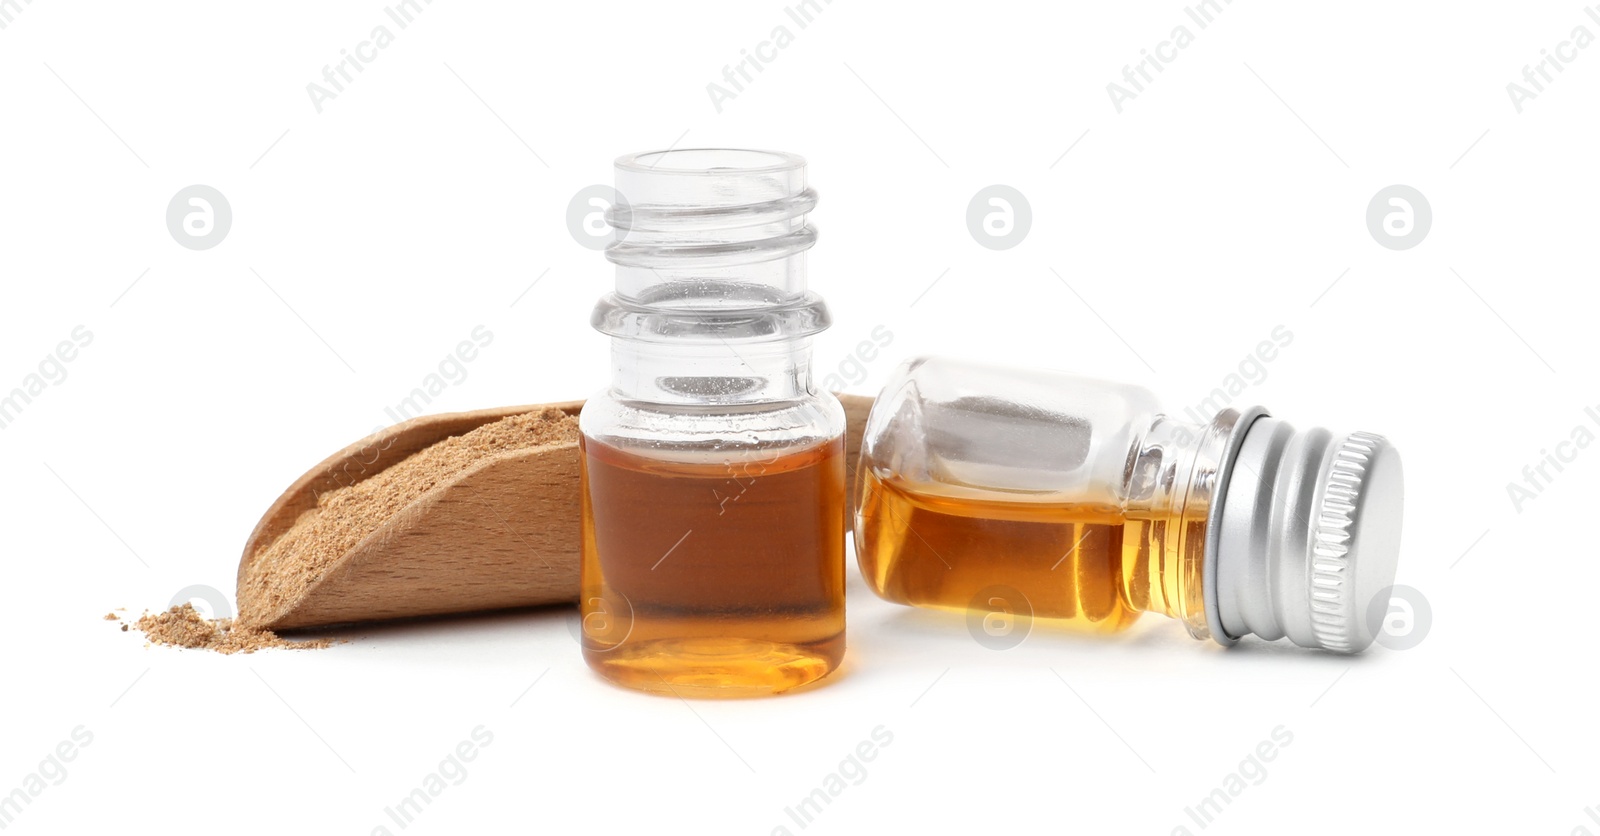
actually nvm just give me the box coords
[606,148,818,306]
[594,148,829,410]
[606,337,816,406]
[1117,410,1243,640]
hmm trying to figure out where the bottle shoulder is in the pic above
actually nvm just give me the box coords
[580,388,845,450]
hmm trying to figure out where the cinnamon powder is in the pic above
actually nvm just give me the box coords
[134,603,333,654]
[117,407,579,652]
[237,407,579,629]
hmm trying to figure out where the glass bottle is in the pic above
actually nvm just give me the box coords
[579,149,846,696]
[854,356,1404,653]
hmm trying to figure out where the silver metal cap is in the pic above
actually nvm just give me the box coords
[1213,415,1405,653]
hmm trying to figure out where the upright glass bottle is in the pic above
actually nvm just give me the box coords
[855,356,1404,653]
[579,149,846,696]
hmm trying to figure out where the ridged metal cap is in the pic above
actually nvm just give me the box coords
[1212,415,1405,653]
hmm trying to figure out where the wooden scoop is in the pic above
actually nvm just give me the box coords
[238,395,875,631]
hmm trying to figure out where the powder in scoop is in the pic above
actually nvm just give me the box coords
[133,603,333,654]
[238,407,580,627]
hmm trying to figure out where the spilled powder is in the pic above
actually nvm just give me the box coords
[236,408,580,629]
[132,603,333,654]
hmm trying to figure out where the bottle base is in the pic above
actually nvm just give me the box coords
[584,634,844,698]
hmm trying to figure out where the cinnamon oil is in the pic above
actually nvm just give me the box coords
[579,436,846,697]
[855,469,1209,634]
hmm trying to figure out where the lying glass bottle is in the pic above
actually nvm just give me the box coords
[854,356,1404,653]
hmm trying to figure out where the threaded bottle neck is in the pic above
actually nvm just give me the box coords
[593,148,830,406]
[604,148,819,305]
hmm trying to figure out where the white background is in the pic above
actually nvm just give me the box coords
[3,1,1596,833]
